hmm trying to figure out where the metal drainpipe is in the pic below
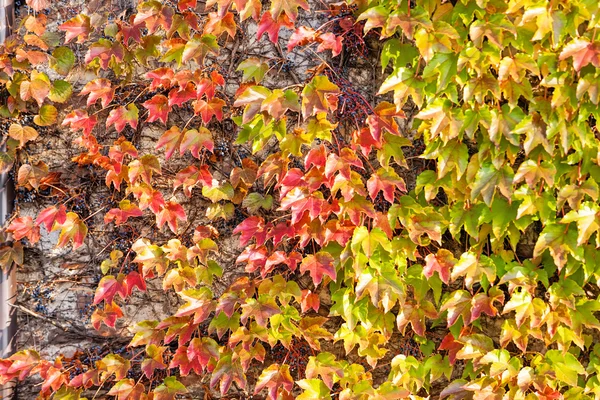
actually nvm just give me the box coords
[0,0,17,398]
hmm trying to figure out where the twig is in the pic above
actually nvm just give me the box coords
[274,43,301,85]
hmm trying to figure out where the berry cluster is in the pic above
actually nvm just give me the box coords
[398,336,422,359]
[270,338,312,379]
[29,284,53,315]
[16,187,37,204]
[324,68,372,126]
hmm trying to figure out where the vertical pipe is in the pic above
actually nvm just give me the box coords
[0,0,16,398]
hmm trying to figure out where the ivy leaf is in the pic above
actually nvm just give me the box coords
[182,34,219,64]
[301,75,340,119]
[8,124,38,147]
[254,363,294,399]
[441,290,472,327]
[106,104,139,133]
[237,57,269,83]
[470,162,514,206]
[107,379,145,400]
[270,0,308,21]
[143,94,170,124]
[367,167,406,203]
[80,78,114,108]
[153,376,188,400]
[59,14,91,43]
[180,127,214,157]
[300,252,336,285]
[104,200,143,225]
[36,204,67,231]
[559,38,600,72]
[257,11,292,43]
[156,200,187,233]
[560,202,600,246]
[451,252,495,290]
[210,352,247,395]
[424,249,455,285]
[533,223,581,270]
[91,302,123,330]
[54,212,88,249]
[93,275,127,305]
[193,97,226,124]
[544,350,585,386]
[8,216,40,244]
[34,104,57,126]
[240,296,280,327]
[297,379,331,400]
[84,39,124,70]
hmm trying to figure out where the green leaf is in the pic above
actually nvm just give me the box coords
[50,47,75,75]
[34,104,57,126]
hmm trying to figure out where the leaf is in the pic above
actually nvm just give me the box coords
[143,94,170,124]
[210,352,247,395]
[193,97,226,124]
[7,216,40,244]
[237,57,269,83]
[91,302,123,330]
[93,275,127,304]
[54,212,88,249]
[470,162,514,206]
[560,201,600,246]
[48,80,72,103]
[17,161,48,190]
[50,47,75,75]
[156,200,187,233]
[153,376,188,400]
[254,363,294,399]
[544,350,585,386]
[240,296,280,326]
[107,379,145,400]
[182,34,219,64]
[104,200,143,225]
[559,38,600,71]
[80,79,114,109]
[297,379,331,400]
[106,104,139,133]
[367,167,406,203]
[301,75,340,119]
[36,205,67,231]
[300,252,336,285]
[8,124,38,147]
[270,0,308,21]
[34,104,57,126]
[424,249,455,285]
[451,252,495,290]
[59,14,91,43]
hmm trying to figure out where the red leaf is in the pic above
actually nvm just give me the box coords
[59,14,91,43]
[316,32,343,56]
[118,19,144,44]
[125,271,147,296]
[287,26,317,52]
[193,97,225,124]
[187,337,219,372]
[257,11,292,43]
[91,302,124,330]
[267,222,295,247]
[196,70,225,100]
[156,126,184,160]
[80,79,114,108]
[104,200,143,225]
[423,249,455,285]
[168,82,196,107]
[106,104,139,133]
[143,94,171,124]
[54,212,88,249]
[279,187,324,224]
[93,274,127,305]
[180,127,214,157]
[299,252,336,285]
[36,204,67,231]
[62,110,97,135]
[366,167,406,203]
[178,0,197,12]
[156,200,187,233]
[84,40,124,70]
[8,216,40,244]
[233,216,268,246]
[301,289,320,313]
[146,67,175,90]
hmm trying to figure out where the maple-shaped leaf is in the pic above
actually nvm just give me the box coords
[128,183,165,213]
[240,295,281,326]
[470,287,504,323]
[36,204,67,231]
[187,337,219,372]
[279,187,325,224]
[93,274,128,305]
[300,252,336,285]
[559,38,600,71]
[104,200,143,225]
[7,349,41,380]
[91,302,124,330]
[423,249,456,285]
[181,127,214,157]
[193,97,226,124]
[106,104,139,133]
[154,377,188,400]
[257,11,293,43]
[174,165,212,197]
[367,167,406,203]
[8,216,40,244]
[84,39,124,70]
[53,212,88,249]
[128,154,162,185]
[304,352,344,390]
[316,32,343,56]
[175,287,216,324]
[261,89,301,120]
[254,364,294,399]
[156,126,184,160]
[143,94,170,124]
[396,298,438,336]
[301,75,340,119]
[210,351,247,395]
[156,199,187,234]
[237,57,269,83]
[17,161,49,190]
[178,0,197,12]
[233,216,268,246]
[168,82,196,108]
[59,14,91,43]
[62,109,97,135]
[439,331,464,365]
[182,34,219,64]
[107,379,145,400]
[204,11,237,38]
[196,70,225,100]
[560,201,600,246]
[450,252,496,290]
[440,290,472,327]
[287,26,317,52]
[141,345,167,379]
[8,124,38,148]
[270,0,308,21]
[80,79,114,108]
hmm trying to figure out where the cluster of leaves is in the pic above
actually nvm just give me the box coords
[3,0,600,398]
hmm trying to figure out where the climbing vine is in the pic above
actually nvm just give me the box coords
[1,0,600,398]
